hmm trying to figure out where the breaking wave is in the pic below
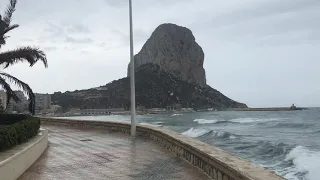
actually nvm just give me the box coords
[252,141,292,160]
[181,127,320,180]
[181,128,212,137]
[283,146,320,180]
[139,122,164,127]
[192,117,284,125]
[229,118,262,123]
[171,114,182,116]
[182,128,238,140]
[229,117,284,124]
[212,131,237,140]
[193,119,218,124]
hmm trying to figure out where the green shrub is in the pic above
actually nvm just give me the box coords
[0,114,30,125]
[0,116,40,151]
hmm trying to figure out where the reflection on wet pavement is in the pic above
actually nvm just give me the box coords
[19,125,210,180]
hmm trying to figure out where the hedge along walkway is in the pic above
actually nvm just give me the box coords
[19,125,210,180]
[0,116,40,152]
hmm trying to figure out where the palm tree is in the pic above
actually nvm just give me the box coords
[0,0,47,115]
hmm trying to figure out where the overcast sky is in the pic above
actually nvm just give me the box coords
[1,0,319,107]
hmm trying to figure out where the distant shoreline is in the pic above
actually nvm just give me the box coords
[226,107,308,111]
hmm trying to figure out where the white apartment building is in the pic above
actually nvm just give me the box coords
[35,93,51,112]
[0,91,53,113]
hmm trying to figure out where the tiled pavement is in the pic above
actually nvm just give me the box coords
[19,126,210,180]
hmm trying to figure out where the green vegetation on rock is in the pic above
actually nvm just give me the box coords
[52,64,247,111]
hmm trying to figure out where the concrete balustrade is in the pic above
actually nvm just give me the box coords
[40,118,285,180]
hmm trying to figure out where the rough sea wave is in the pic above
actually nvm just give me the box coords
[182,127,320,180]
[182,128,238,140]
[283,146,320,180]
[183,111,320,180]
[193,119,218,124]
[181,128,212,137]
[192,117,286,125]
[266,122,315,129]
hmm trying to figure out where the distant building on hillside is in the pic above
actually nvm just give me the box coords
[0,90,29,113]
[0,91,54,114]
[78,108,125,115]
[0,91,29,113]
[11,91,29,112]
[35,93,51,112]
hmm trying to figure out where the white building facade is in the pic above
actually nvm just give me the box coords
[35,93,51,113]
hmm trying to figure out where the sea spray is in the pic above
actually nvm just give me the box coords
[284,146,320,180]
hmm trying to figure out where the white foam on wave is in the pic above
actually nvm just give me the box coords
[193,119,218,124]
[139,122,163,127]
[192,117,284,125]
[172,114,182,116]
[181,128,211,138]
[230,135,237,139]
[213,131,237,140]
[181,128,237,140]
[229,117,283,124]
[284,146,320,180]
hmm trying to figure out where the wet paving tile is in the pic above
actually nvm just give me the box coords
[18,125,210,180]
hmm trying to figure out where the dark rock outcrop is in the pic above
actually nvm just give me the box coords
[52,64,247,112]
[128,23,206,86]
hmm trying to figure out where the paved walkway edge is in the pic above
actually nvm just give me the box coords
[0,129,48,180]
[40,118,285,180]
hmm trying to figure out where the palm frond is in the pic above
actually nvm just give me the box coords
[0,47,48,68]
[0,24,19,46]
[0,25,19,49]
[2,0,17,25]
[0,72,35,115]
[0,0,18,47]
[0,75,20,106]
[3,24,18,34]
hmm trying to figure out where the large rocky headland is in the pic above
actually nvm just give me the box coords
[52,23,247,112]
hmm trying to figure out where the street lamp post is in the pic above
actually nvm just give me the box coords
[129,0,136,136]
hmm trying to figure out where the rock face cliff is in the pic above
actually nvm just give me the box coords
[128,23,206,86]
[51,23,248,111]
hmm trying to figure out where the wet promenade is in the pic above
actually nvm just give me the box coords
[19,125,210,180]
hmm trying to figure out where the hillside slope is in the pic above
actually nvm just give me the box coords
[52,64,247,111]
